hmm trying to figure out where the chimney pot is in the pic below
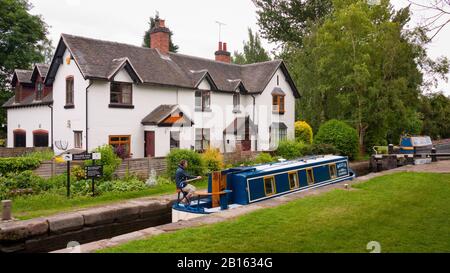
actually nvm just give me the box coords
[223,43,227,52]
[215,41,231,63]
[219,42,223,51]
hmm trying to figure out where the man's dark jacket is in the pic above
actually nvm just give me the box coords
[175,165,196,189]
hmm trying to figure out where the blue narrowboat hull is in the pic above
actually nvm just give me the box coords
[172,155,355,219]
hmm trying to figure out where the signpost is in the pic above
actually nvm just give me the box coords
[63,153,102,198]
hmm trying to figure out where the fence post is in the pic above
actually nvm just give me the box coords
[2,200,12,221]
[431,148,437,162]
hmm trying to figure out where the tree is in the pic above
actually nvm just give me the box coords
[253,0,333,47]
[408,0,450,40]
[142,13,179,53]
[0,0,52,130]
[233,28,271,64]
[419,92,450,139]
[283,0,448,153]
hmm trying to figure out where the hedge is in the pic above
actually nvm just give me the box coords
[0,157,41,175]
[314,119,359,159]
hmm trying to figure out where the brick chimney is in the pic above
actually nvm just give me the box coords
[215,42,231,63]
[150,18,170,54]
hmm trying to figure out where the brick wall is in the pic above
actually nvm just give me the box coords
[0,147,52,158]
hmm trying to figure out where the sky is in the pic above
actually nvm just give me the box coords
[28,0,449,95]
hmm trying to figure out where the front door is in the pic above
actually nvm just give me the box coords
[241,123,251,151]
[145,131,155,157]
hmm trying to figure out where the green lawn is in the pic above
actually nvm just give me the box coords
[8,179,208,220]
[100,172,450,253]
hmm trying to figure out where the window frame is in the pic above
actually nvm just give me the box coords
[65,76,74,107]
[233,92,240,113]
[329,164,337,179]
[288,171,300,190]
[33,130,49,148]
[13,129,26,148]
[195,128,210,152]
[36,81,44,101]
[195,90,211,112]
[306,168,315,186]
[109,135,131,158]
[272,94,286,114]
[74,131,83,149]
[263,176,276,196]
[170,131,180,150]
[110,81,133,106]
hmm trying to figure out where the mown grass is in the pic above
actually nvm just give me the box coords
[100,172,450,253]
[8,179,208,220]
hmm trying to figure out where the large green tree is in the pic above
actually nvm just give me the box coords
[281,0,448,152]
[142,13,179,53]
[0,0,52,130]
[419,92,450,139]
[233,28,271,64]
[253,0,333,47]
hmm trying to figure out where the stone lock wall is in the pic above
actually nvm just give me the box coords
[0,198,173,253]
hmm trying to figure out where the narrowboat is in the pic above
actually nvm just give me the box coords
[172,155,355,222]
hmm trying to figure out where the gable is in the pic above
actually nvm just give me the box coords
[113,68,133,83]
[197,78,211,90]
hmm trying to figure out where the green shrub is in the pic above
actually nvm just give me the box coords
[86,145,122,181]
[201,147,224,173]
[156,176,172,185]
[0,157,41,175]
[110,179,147,193]
[314,119,359,159]
[166,149,205,179]
[254,153,274,164]
[276,140,308,160]
[295,121,313,144]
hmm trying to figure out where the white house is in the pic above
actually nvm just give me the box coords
[4,19,300,158]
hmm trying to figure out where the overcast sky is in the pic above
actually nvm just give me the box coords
[29,0,449,95]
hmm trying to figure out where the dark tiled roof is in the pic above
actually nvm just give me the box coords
[51,34,299,96]
[2,91,53,109]
[271,87,286,96]
[13,69,33,84]
[141,105,193,126]
[270,122,288,130]
[36,64,49,78]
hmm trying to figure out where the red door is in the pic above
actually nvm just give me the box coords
[145,131,155,157]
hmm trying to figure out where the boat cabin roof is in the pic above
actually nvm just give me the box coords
[230,155,347,179]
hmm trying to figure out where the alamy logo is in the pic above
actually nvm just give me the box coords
[367,241,381,253]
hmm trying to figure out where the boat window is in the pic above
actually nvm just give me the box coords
[288,172,299,189]
[329,164,337,179]
[306,169,314,185]
[264,177,276,196]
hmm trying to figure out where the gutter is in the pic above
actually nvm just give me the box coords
[251,94,258,151]
[48,104,54,150]
[86,80,93,153]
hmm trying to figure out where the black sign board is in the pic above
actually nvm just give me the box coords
[85,165,103,179]
[73,153,93,161]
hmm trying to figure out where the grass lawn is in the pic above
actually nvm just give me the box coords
[8,179,208,220]
[100,172,450,253]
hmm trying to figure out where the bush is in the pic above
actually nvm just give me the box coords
[201,147,224,173]
[71,166,86,181]
[166,149,205,179]
[276,140,308,160]
[25,150,54,161]
[254,153,274,164]
[309,143,338,155]
[110,178,147,193]
[295,121,313,144]
[314,119,359,159]
[0,157,41,175]
[86,145,122,181]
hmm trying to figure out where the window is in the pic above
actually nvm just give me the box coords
[110,82,132,105]
[33,130,49,147]
[195,90,211,111]
[270,127,287,147]
[233,93,240,112]
[109,135,131,158]
[195,128,210,152]
[306,169,315,186]
[13,129,26,148]
[74,131,83,149]
[329,164,337,179]
[170,131,180,150]
[264,177,276,196]
[272,95,285,114]
[279,128,287,141]
[288,172,299,189]
[277,75,280,86]
[66,76,74,106]
[36,82,44,101]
